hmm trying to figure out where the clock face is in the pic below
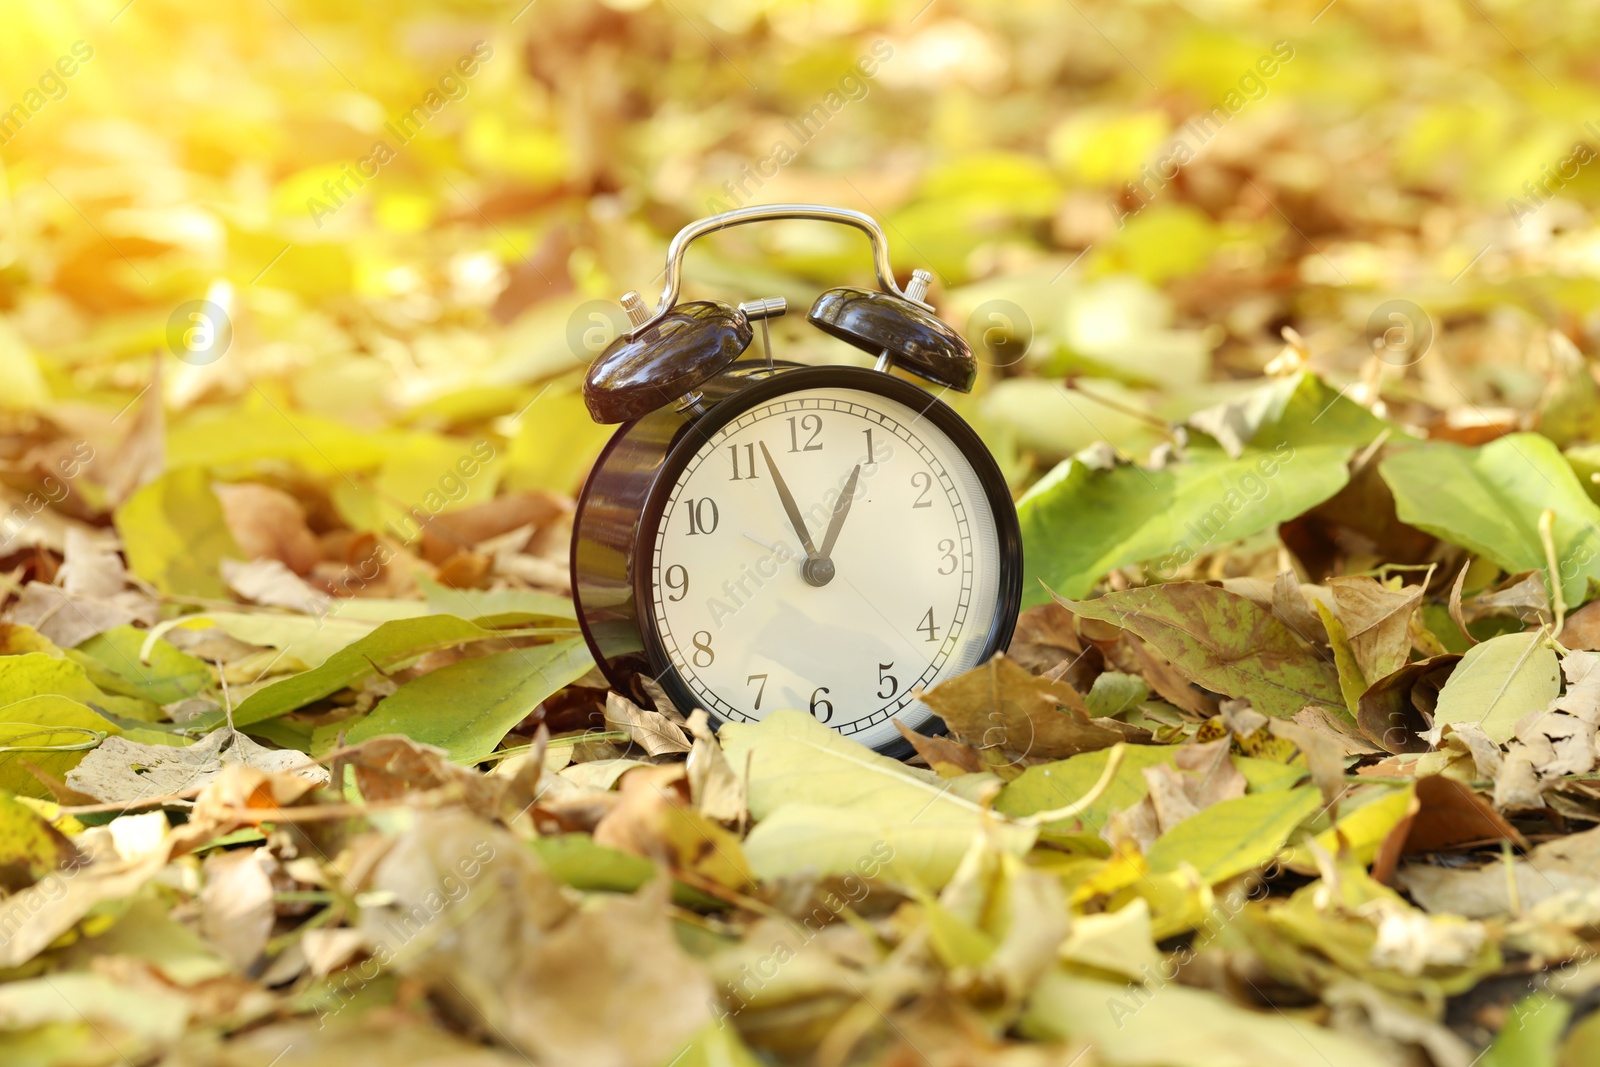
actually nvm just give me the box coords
[645,384,1008,752]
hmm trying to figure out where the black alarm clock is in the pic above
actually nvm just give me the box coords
[569,205,1021,755]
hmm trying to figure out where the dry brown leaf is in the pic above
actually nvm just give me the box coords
[1127,639,1216,718]
[216,482,322,575]
[1513,710,1596,778]
[685,709,745,822]
[919,653,1125,761]
[1356,654,1460,754]
[1007,601,1086,677]
[1372,775,1527,883]
[1272,570,1328,646]
[1326,575,1423,683]
[199,847,277,969]
[592,763,751,888]
[359,809,714,1065]
[603,690,691,757]
[1268,715,1348,804]
[330,735,498,811]
[892,718,987,775]
[1554,649,1600,723]
[1292,704,1384,757]
[1492,747,1547,811]
[101,361,165,506]
[1462,570,1551,629]
[222,557,331,615]
[417,492,566,564]
[67,729,328,805]
[1560,598,1600,651]
[1448,561,1476,648]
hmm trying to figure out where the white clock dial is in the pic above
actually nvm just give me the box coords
[648,386,1004,751]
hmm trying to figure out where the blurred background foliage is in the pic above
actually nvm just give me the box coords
[1,0,1596,514]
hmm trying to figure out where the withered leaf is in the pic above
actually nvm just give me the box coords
[919,653,1125,761]
[1059,583,1344,718]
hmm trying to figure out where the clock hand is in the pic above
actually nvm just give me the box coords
[816,463,861,562]
[757,442,819,560]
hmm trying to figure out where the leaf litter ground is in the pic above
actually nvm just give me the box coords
[6,2,1600,1064]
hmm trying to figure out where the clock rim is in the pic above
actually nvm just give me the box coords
[631,364,1022,756]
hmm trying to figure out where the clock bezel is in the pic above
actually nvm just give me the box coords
[632,364,1022,755]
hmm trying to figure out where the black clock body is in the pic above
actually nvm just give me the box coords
[569,360,1022,757]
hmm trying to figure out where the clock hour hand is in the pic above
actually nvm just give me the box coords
[816,463,861,562]
[757,441,819,560]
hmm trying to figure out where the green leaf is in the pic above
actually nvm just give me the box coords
[187,611,393,669]
[1085,672,1149,717]
[0,696,119,799]
[0,654,158,721]
[1283,783,1415,873]
[1482,993,1568,1067]
[0,792,78,889]
[1018,373,1385,604]
[720,709,1035,887]
[1312,599,1365,724]
[996,744,1308,848]
[345,639,592,763]
[996,744,1180,838]
[1381,433,1600,607]
[69,626,210,705]
[1431,631,1559,744]
[227,615,507,728]
[418,576,577,626]
[1144,785,1323,884]
[529,832,657,893]
[1061,583,1344,718]
[1022,970,1393,1066]
[113,467,242,598]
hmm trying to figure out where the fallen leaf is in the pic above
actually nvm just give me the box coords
[1022,969,1397,1066]
[216,481,322,574]
[199,846,276,969]
[222,557,332,615]
[0,793,80,892]
[227,614,514,727]
[1429,631,1559,744]
[720,709,1034,885]
[1380,434,1600,608]
[919,653,1125,761]
[1327,575,1424,683]
[359,808,714,1065]
[1143,785,1323,884]
[67,728,328,804]
[345,639,593,763]
[685,710,746,822]
[1357,655,1460,753]
[603,690,691,757]
[113,467,243,598]
[1060,583,1344,718]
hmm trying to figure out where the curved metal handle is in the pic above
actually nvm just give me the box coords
[629,204,913,336]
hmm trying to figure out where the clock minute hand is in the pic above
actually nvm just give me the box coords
[758,442,818,560]
[817,463,861,562]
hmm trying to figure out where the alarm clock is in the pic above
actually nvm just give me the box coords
[569,204,1021,755]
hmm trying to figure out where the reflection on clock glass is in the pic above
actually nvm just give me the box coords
[648,386,1004,753]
